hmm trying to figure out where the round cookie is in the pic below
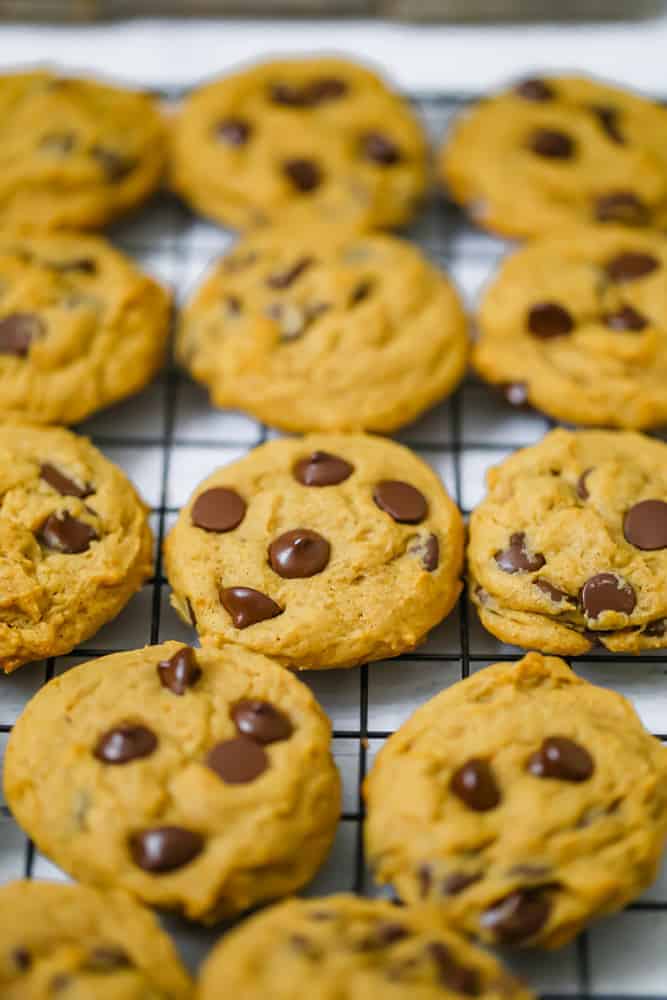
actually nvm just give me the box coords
[440,75,667,239]
[0,71,166,231]
[164,434,464,670]
[4,641,341,922]
[197,894,535,1000]
[177,229,468,433]
[0,232,170,425]
[170,58,428,232]
[0,423,152,673]
[365,652,667,949]
[467,428,667,655]
[0,879,192,999]
[473,226,667,429]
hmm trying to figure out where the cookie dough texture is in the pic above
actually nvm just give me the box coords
[164,434,464,670]
[4,641,341,922]
[0,880,192,999]
[0,424,152,673]
[0,71,166,231]
[474,226,667,429]
[0,232,170,425]
[365,653,667,949]
[468,428,667,655]
[197,894,535,1000]
[441,75,667,239]
[170,58,428,232]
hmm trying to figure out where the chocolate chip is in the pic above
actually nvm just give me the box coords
[645,619,667,637]
[191,487,246,533]
[91,146,135,181]
[581,572,636,618]
[38,511,98,554]
[527,302,574,339]
[270,82,307,106]
[577,468,593,500]
[426,942,480,997]
[266,256,314,290]
[82,946,132,972]
[451,759,500,811]
[306,77,348,103]
[515,78,554,101]
[362,132,401,165]
[283,159,322,192]
[528,737,594,782]
[268,528,330,579]
[442,872,482,896]
[129,827,204,873]
[418,863,433,898]
[12,947,31,971]
[157,646,201,696]
[373,922,409,946]
[591,104,624,144]
[481,890,550,943]
[603,305,648,331]
[373,481,428,524]
[409,533,439,572]
[217,118,251,145]
[349,279,374,306]
[503,382,530,407]
[220,587,283,628]
[596,191,648,225]
[51,257,97,274]
[225,295,242,317]
[94,724,158,765]
[40,131,75,153]
[605,252,659,283]
[206,736,268,784]
[0,312,45,356]
[294,450,353,486]
[495,533,545,574]
[534,578,574,605]
[40,463,93,498]
[232,700,292,744]
[624,500,667,550]
[529,128,575,159]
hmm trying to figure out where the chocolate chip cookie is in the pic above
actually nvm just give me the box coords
[440,75,667,239]
[164,434,464,670]
[0,879,192,999]
[198,894,534,1000]
[170,57,427,232]
[0,231,170,425]
[177,229,467,433]
[468,428,667,654]
[473,226,667,429]
[0,423,152,673]
[0,71,166,231]
[4,641,341,922]
[365,652,667,949]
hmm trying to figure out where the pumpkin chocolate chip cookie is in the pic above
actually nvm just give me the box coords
[364,652,667,949]
[164,434,464,670]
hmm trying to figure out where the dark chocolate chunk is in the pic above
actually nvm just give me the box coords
[528,737,594,782]
[0,312,45,356]
[527,302,574,339]
[450,759,501,811]
[40,463,93,498]
[94,724,158,765]
[38,511,98,554]
[623,499,667,550]
[494,532,545,573]
[361,132,401,165]
[373,481,428,524]
[206,736,269,784]
[605,252,659,283]
[129,827,204,873]
[581,572,636,618]
[481,890,551,943]
[529,128,575,159]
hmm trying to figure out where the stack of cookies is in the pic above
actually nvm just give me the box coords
[0,59,667,1000]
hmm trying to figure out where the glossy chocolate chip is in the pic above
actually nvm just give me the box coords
[451,759,500,811]
[426,942,480,996]
[624,500,667,550]
[515,78,555,101]
[40,463,93,498]
[82,946,132,972]
[527,302,574,339]
[409,533,439,572]
[605,252,659,283]
[268,528,330,579]
[442,872,482,896]
[266,256,314,290]
[596,191,648,225]
[220,587,283,628]
[283,159,322,192]
[495,533,545,574]
[373,481,428,524]
[581,572,636,618]
[294,450,353,486]
[191,487,246,533]
[91,146,135,181]
[94,724,158,765]
[603,305,648,331]
[577,468,593,500]
[503,382,530,408]
[157,646,201,696]
[529,128,575,159]
[591,104,624,144]
[362,132,401,165]
[11,947,31,971]
[232,700,292,744]
[481,890,550,943]
[0,312,45,356]
[206,736,268,784]
[528,737,594,782]
[217,118,251,145]
[534,578,574,605]
[645,619,667,637]
[129,827,204,873]
[38,511,98,554]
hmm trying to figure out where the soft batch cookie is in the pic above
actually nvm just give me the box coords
[468,428,667,654]
[441,75,667,239]
[365,652,667,949]
[170,57,428,231]
[164,434,464,670]
[177,229,468,433]
[4,642,341,922]
[0,880,192,999]
[0,231,170,425]
[197,894,535,1000]
[473,226,667,429]
[0,71,166,230]
[0,424,152,673]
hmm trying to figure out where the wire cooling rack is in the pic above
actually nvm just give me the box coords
[1,89,666,999]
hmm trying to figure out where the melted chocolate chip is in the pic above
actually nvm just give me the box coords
[581,572,636,618]
[191,487,246,533]
[40,463,93,498]
[645,619,667,637]
[534,578,574,605]
[0,312,45,356]
[38,511,98,554]
[529,128,575,159]
[596,191,648,225]
[94,724,158,765]
[91,146,135,181]
[373,481,428,524]
[283,159,322,192]
[206,736,268,784]
[220,587,283,628]
[591,104,624,144]
[503,382,530,408]
[577,468,593,500]
[129,827,204,873]
[157,646,201,696]
[12,947,31,971]
[268,528,330,579]
[232,700,292,744]
[495,532,545,574]
[528,737,594,782]
[624,499,667,550]
[603,305,648,331]
[605,252,659,283]
[294,450,353,486]
[409,533,439,572]
[266,256,314,290]
[426,942,480,996]
[217,118,251,145]
[515,78,555,101]
[442,872,482,896]
[451,759,500,811]
[527,302,574,339]
[362,132,401,165]
[82,946,132,972]
[481,890,551,943]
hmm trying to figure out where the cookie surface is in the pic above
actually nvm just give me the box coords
[164,434,464,670]
[178,230,467,433]
[4,641,341,921]
[474,226,667,429]
[0,231,170,425]
[0,71,166,231]
[441,75,667,239]
[170,58,427,232]
[197,894,534,1000]
[468,428,667,654]
[0,879,192,999]
[365,652,667,949]
[0,424,152,672]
